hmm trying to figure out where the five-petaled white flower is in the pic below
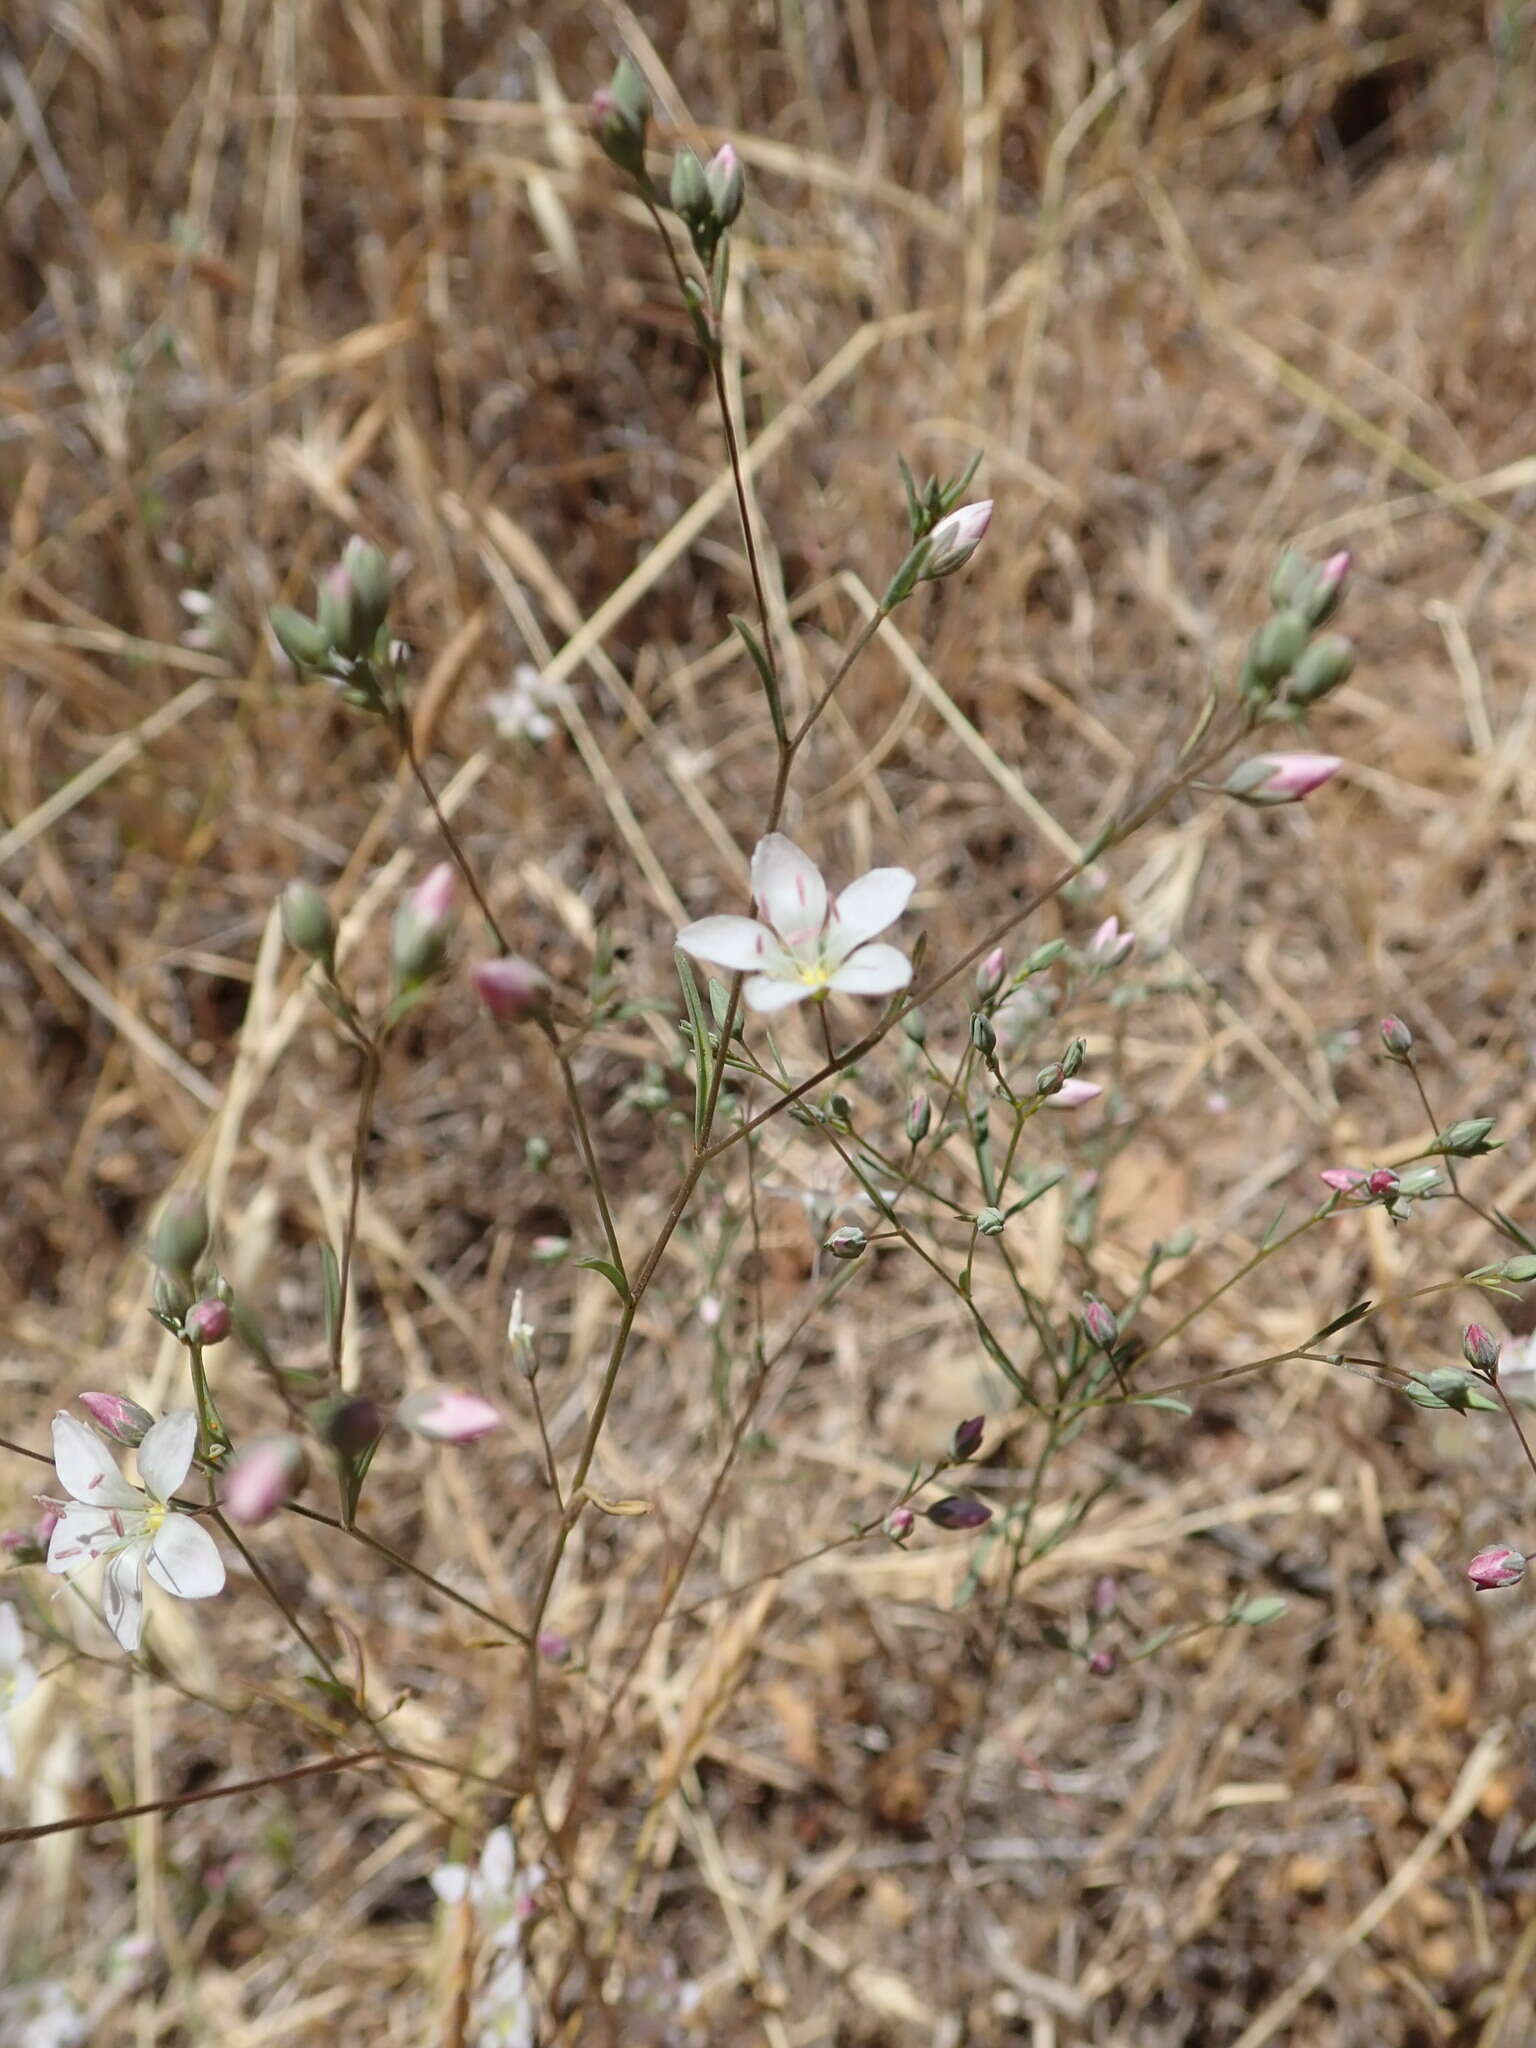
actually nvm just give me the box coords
[431,1824,546,1950]
[45,1411,225,1653]
[0,1604,38,1780]
[677,833,915,1014]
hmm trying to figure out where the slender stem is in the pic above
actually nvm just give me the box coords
[395,705,509,953]
[528,1374,564,1512]
[0,1752,383,1848]
[546,1027,626,1285]
[285,1502,531,1648]
[332,1040,381,1380]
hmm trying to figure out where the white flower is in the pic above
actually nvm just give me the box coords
[431,1825,546,1955]
[45,1411,225,1653]
[0,1604,38,1780]
[474,1953,536,2048]
[488,663,564,744]
[0,1980,88,2048]
[677,833,915,1014]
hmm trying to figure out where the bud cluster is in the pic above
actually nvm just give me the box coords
[270,538,394,708]
[1240,548,1356,713]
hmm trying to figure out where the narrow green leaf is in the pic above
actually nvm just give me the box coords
[1310,1298,1373,1342]
[730,614,786,745]
[577,1256,630,1301]
[1133,1394,1193,1416]
[319,1243,342,1355]
[675,951,714,1146]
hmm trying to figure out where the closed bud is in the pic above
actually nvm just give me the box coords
[1036,1063,1064,1098]
[669,148,710,221]
[315,564,355,658]
[1025,939,1067,974]
[975,1205,1005,1236]
[399,1388,504,1444]
[1061,1036,1086,1079]
[919,500,992,581]
[224,1436,307,1526]
[900,1006,927,1045]
[905,1092,931,1144]
[1436,1117,1498,1158]
[975,948,1006,1002]
[1379,1015,1414,1059]
[925,1495,993,1531]
[269,605,332,669]
[1366,1167,1399,1198]
[391,863,457,991]
[1269,548,1309,610]
[1092,1573,1119,1619]
[591,58,651,178]
[1467,1543,1526,1591]
[1083,1296,1118,1350]
[341,537,390,650]
[1224,752,1342,805]
[507,1291,538,1378]
[152,1267,194,1321]
[950,1416,985,1461]
[472,956,551,1023]
[1250,610,1309,685]
[1463,1323,1502,1374]
[970,1012,997,1056]
[184,1297,232,1347]
[1288,633,1354,705]
[825,1224,868,1262]
[704,142,744,225]
[78,1392,155,1448]
[1088,1646,1118,1677]
[281,882,334,965]
[1301,550,1351,627]
[321,1397,385,1460]
[151,1191,210,1278]
[884,1505,916,1541]
[1089,915,1134,966]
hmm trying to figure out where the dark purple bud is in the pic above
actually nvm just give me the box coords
[323,1397,385,1459]
[925,1496,993,1531]
[950,1416,985,1462]
[1087,1647,1118,1677]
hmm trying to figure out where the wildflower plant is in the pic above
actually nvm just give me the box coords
[6,47,1536,2046]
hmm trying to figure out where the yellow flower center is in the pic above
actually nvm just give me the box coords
[796,963,832,990]
[143,1500,167,1537]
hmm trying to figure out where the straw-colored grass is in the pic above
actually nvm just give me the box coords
[4,2,1536,2041]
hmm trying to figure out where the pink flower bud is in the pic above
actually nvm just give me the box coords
[1224,753,1343,805]
[224,1436,307,1525]
[184,1297,232,1346]
[975,948,1006,1001]
[1366,1168,1399,1198]
[1092,1574,1119,1619]
[537,1630,572,1665]
[1089,915,1135,966]
[1463,1324,1502,1374]
[905,1092,931,1144]
[471,955,551,1024]
[1467,1544,1526,1591]
[1320,1166,1368,1196]
[78,1391,155,1447]
[884,1505,916,1541]
[922,500,992,579]
[399,1388,504,1444]
[1043,1077,1102,1111]
[1083,1297,1118,1349]
[1380,1015,1414,1059]
[392,863,458,989]
[1088,1647,1118,1677]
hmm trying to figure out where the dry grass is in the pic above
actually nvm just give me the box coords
[4,1,1536,2041]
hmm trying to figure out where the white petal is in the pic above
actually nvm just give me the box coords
[47,1504,124,1571]
[828,944,913,997]
[103,1546,147,1652]
[675,915,780,974]
[146,1514,225,1601]
[8,1659,37,1712]
[51,1414,139,1510]
[137,1411,197,1502]
[828,867,915,956]
[0,1722,13,1780]
[750,834,828,945]
[430,1864,470,1906]
[742,973,816,1013]
[0,1605,20,1669]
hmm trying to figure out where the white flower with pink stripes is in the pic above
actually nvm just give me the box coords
[678,834,915,1014]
